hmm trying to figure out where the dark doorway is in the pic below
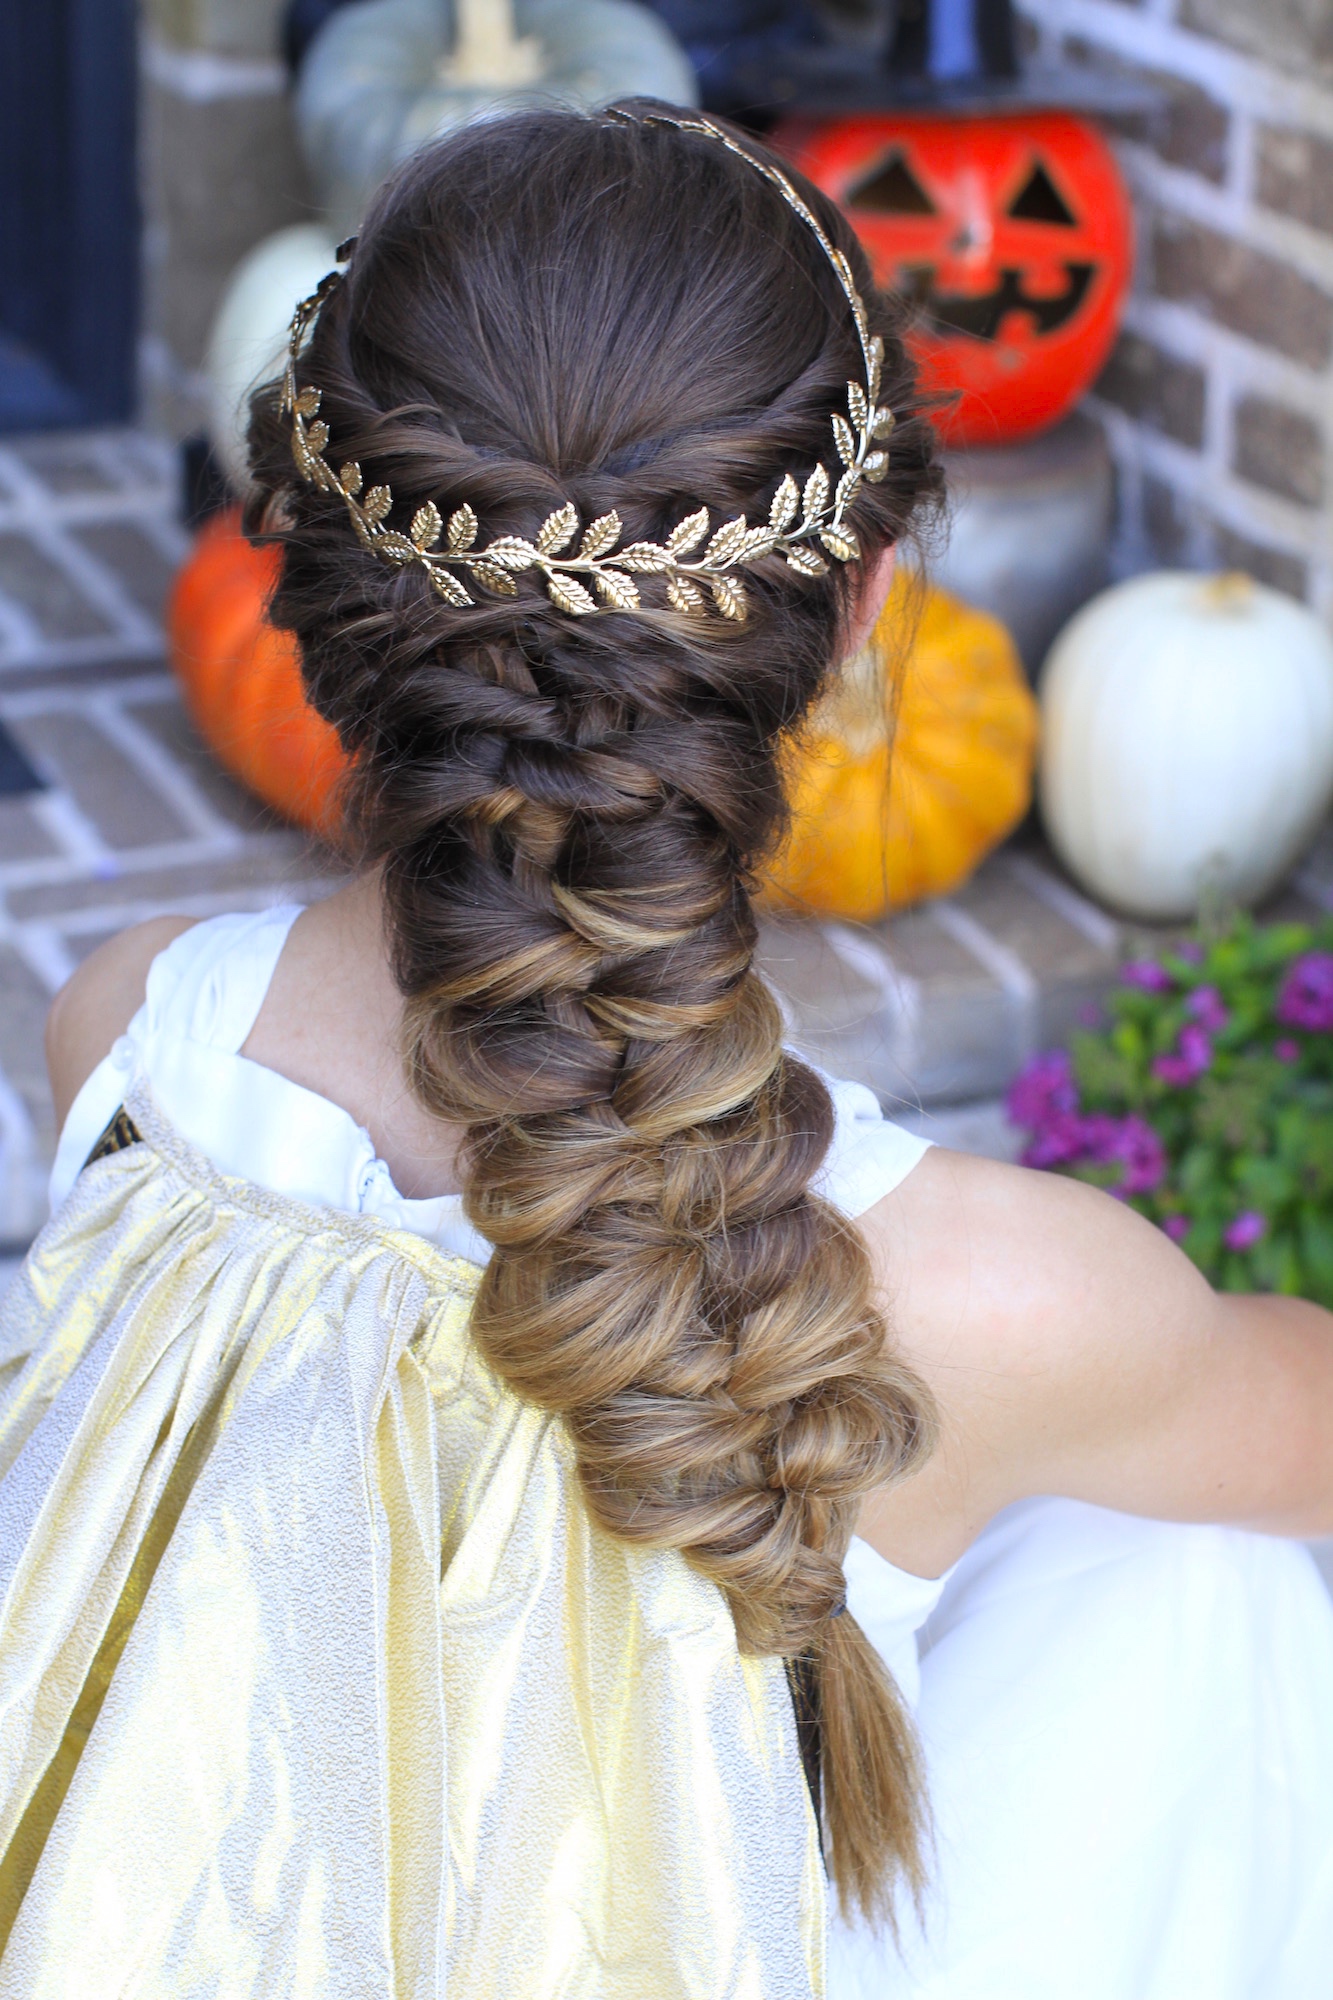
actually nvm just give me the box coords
[0,0,138,431]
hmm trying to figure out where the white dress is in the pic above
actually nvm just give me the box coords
[48,907,1333,1997]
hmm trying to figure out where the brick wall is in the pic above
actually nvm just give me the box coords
[139,0,312,436]
[1014,0,1333,619]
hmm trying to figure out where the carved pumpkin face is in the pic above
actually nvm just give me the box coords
[776,112,1133,446]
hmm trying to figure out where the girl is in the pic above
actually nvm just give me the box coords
[4,106,1333,1997]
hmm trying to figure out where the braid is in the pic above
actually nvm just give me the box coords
[247,108,942,1923]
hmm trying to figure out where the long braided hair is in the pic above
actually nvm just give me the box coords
[247,106,943,1922]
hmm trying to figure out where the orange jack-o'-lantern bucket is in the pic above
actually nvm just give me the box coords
[775,111,1133,446]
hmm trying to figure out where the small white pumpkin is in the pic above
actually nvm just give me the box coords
[296,0,699,237]
[205,222,340,492]
[1039,570,1333,921]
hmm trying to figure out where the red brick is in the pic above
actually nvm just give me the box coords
[1214,525,1308,600]
[1063,39,1230,184]
[1150,213,1333,369]
[1181,0,1333,76]
[1232,395,1324,507]
[1095,332,1206,446]
[1257,126,1333,238]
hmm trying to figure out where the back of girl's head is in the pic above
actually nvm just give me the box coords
[247,105,941,1923]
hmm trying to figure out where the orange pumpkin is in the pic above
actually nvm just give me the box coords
[168,509,346,839]
[170,520,1036,914]
[762,575,1039,920]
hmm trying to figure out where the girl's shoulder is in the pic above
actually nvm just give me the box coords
[46,907,304,1128]
[46,913,200,1129]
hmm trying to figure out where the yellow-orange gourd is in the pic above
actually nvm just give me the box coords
[171,520,1036,911]
[762,574,1039,919]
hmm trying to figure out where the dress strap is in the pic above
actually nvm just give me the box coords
[140,905,303,1055]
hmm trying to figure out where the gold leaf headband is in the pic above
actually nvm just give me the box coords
[281,109,895,623]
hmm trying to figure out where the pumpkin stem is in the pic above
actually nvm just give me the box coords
[439,0,544,87]
[1200,571,1256,614]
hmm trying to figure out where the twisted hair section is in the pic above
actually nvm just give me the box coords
[246,107,942,1923]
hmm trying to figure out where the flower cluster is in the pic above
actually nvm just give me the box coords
[1005,918,1333,1306]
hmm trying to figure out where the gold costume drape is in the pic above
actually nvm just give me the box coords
[0,1087,824,1997]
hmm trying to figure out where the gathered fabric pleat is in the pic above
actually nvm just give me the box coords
[0,1086,823,1999]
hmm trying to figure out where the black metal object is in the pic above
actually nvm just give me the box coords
[181,433,234,531]
[650,0,1157,120]
[0,719,46,798]
[281,0,1158,123]
[0,0,138,432]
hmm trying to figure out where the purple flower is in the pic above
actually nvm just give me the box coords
[1020,1111,1088,1169]
[1186,985,1229,1034]
[1152,1024,1214,1087]
[1120,958,1173,994]
[1175,941,1205,964]
[1116,1117,1169,1196]
[1276,953,1333,1034]
[1162,1215,1190,1243]
[1275,1038,1301,1064]
[1223,1210,1267,1253]
[1006,1049,1079,1132]
[1079,1113,1167,1198]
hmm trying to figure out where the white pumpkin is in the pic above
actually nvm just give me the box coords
[1039,570,1333,921]
[296,0,699,237]
[205,222,340,492]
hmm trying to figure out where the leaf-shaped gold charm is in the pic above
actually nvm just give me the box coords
[594,569,640,611]
[820,526,860,562]
[769,474,799,534]
[579,512,622,560]
[847,382,868,430]
[864,451,889,484]
[306,419,330,455]
[429,567,473,606]
[468,560,518,596]
[338,461,362,496]
[872,406,897,440]
[786,545,829,578]
[704,515,749,566]
[711,575,747,621]
[868,334,884,403]
[483,537,540,571]
[666,507,710,556]
[294,387,322,418]
[802,465,829,523]
[375,531,418,561]
[834,467,862,515]
[617,543,673,573]
[667,574,704,612]
[447,505,478,553]
[538,502,579,555]
[549,574,598,616]
[411,502,442,550]
[832,413,856,470]
[363,484,392,526]
[739,526,777,563]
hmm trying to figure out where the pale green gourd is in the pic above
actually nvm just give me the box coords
[296,0,699,237]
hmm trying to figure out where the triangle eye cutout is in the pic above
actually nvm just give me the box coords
[1007,162,1077,225]
[847,151,937,216]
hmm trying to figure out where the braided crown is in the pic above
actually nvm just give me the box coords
[281,110,895,623]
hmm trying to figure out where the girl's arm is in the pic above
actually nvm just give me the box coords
[858,1147,1333,1579]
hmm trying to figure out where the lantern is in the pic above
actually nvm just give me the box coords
[775,111,1133,446]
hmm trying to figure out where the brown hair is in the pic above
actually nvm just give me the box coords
[247,105,942,1923]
